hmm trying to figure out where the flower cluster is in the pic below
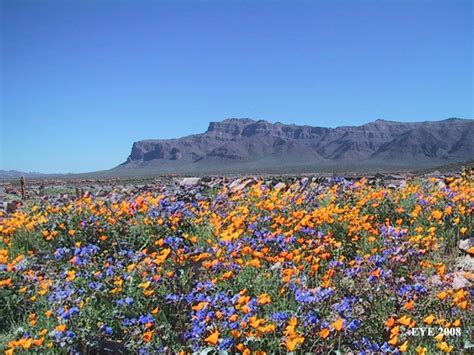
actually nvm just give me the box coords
[0,173,472,353]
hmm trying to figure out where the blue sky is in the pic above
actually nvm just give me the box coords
[1,0,472,173]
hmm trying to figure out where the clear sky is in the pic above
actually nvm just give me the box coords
[1,0,472,173]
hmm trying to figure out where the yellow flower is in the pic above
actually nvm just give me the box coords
[388,336,398,346]
[204,330,219,346]
[399,341,409,352]
[192,302,208,311]
[285,336,304,351]
[423,314,435,325]
[65,270,76,281]
[437,291,448,300]
[415,346,427,355]
[319,328,330,339]
[55,324,66,332]
[331,318,344,331]
[257,293,271,305]
[436,341,453,353]
[431,210,443,220]
[398,315,411,326]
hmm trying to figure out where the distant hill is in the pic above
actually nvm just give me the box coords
[113,117,474,174]
[0,170,46,180]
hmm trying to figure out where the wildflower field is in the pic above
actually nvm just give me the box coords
[0,174,473,354]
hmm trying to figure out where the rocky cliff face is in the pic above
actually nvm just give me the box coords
[118,118,474,173]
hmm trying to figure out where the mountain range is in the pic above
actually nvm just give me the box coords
[113,117,474,174]
[0,170,46,180]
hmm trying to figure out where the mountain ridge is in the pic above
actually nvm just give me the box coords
[116,117,474,174]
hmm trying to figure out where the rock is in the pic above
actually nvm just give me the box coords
[179,177,201,186]
[428,271,473,289]
[5,187,19,195]
[437,180,447,189]
[385,174,405,180]
[457,255,474,272]
[450,272,473,289]
[229,179,242,190]
[428,275,443,287]
[270,262,282,271]
[273,182,286,191]
[230,178,257,191]
[459,238,474,253]
[425,170,441,177]
[6,200,21,213]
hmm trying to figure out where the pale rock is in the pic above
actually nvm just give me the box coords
[273,182,286,191]
[179,177,201,186]
[459,238,474,253]
[457,255,474,272]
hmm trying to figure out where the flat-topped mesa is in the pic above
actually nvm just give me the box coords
[122,117,474,170]
[206,118,257,137]
[207,118,330,139]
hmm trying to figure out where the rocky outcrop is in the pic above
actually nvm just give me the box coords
[118,118,474,174]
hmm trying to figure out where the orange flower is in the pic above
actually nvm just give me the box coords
[399,341,409,352]
[142,330,154,342]
[388,336,398,346]
[385,317,395,328]
[258,323,276,333]
[331,318,344,332]
[371,268,381,278]
[423,314,435,325]
[55,324,66,332]
[319,328,330,339]
[436,341,453,352]
[431,210,443,220]
[65,270,76,281]
[397,315,411,326]
[205,330,219,346]
[248,259,261,268]
[404,300,414,310]
[391,326,400,337]
[257,293,271,305]
[437,291,448,300]
[285,336,304,351]
[192,302,208,311]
